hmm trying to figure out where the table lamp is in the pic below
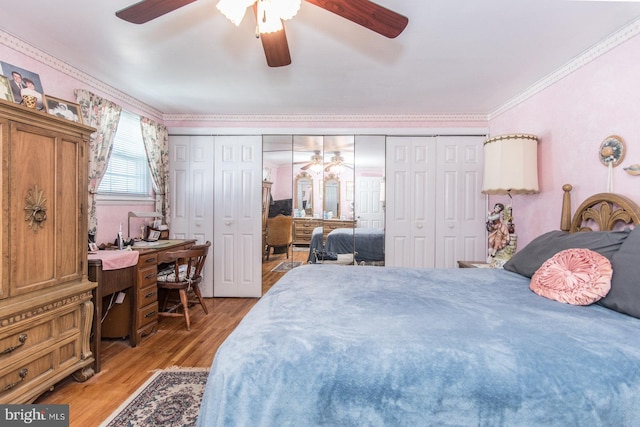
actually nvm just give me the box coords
[482,134,539,266]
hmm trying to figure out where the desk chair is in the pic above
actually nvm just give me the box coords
[265,214,293,260]
[156,241,211,331]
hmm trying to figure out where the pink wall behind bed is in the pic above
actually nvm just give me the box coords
[488,33,640,249]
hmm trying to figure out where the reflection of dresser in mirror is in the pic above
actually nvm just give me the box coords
[293,218,356,245]
[262,181,272,256]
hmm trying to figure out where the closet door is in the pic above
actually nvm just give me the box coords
[169,135,215,296]
[434,136,486,268]
[385,137,437,268]
[214,136,262,297]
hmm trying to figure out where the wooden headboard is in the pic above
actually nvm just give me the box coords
[560,184,640,232]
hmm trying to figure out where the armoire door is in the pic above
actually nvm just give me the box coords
[385,136,437,268]
[169,135,215,296]
[214,136,262,298]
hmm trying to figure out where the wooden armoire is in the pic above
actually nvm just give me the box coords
[0,100,96,403]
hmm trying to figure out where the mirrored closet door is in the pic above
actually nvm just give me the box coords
[262,134,385,280]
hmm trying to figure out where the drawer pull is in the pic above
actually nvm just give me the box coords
[140,330,153,338]
[145,311,157,318]
[144,273,156,280]
[4,368,28,391]
[144,291,156,298]
[144,258,156,264]
[1,334,27,355]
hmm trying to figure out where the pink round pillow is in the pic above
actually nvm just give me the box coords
[530,248,612,305]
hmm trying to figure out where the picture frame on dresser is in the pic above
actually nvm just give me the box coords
[44,94,83,124]
[0,75,12,101]
[0,61,45,104]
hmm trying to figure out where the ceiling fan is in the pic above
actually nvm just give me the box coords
[294,150,323,171]
[324,151,353,173]
[115,0,409,67]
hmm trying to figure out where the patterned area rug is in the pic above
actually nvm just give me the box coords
[271,261,303,272]
[99,367,209,427]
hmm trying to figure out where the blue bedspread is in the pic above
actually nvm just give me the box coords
[198,265,640,426]
[326,227,384,262]
[307,226,324,262]
[307,227,385,263]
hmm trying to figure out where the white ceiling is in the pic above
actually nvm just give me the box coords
[2,1,640,117]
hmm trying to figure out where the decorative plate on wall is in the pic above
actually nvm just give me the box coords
[599,135,625,167]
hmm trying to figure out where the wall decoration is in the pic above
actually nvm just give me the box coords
[599,135,625,167]
[624,164,640,176]
[44,95,83,124]
[0,61,44,108]
[0,75,12,101]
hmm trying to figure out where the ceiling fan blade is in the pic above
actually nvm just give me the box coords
[252,4,292,67]
[116,0,197,24]
[260,28,292,67]
[304,0,408,38]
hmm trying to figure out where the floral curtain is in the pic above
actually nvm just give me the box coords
[140,117,171,227]
[74,89,122,236]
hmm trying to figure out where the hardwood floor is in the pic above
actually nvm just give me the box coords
[35,248,309,427]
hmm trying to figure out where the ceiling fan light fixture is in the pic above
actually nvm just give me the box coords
[269,0,301,21]
[216,0,254,26]
[256,0,300,34]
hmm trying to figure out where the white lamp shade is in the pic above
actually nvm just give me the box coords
[217,0,254,26]
[482,134,539,195]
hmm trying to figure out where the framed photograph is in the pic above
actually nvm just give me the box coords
[44,95,83,124]
[0,61,45,107]
[0,75,12,102]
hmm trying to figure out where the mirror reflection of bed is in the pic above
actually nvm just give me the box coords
[262,134,385,279]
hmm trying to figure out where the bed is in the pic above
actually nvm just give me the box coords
[307,226,385,263]
[198,186,640,426]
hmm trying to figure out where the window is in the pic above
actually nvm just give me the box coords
[98,110,152,198]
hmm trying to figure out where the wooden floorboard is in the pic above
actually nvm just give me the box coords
[35,248,309,427]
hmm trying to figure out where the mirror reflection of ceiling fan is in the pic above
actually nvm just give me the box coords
[294,151,323,172]
[294,151,353,173]
[325,152,353,173]
[115,0,409,67]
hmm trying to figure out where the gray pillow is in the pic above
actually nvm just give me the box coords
[599,226,640,318]
[503,229,631,278]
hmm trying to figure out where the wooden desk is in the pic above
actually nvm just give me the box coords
[88,239,196,372]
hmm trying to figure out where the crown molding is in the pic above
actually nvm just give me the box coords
[489,16,640,120]
[0,30,164,121]
[162,113,488,123]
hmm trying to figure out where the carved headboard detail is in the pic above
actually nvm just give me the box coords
[560,184,640,232]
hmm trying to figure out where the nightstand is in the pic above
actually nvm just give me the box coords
[457,260,491,268]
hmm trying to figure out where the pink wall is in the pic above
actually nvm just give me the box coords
[5,29,639,250]
[489,34,640,249]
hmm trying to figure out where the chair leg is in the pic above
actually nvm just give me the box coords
[192,285,209,315]
[266,246,270,260]
[179,289,191,331]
